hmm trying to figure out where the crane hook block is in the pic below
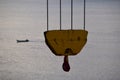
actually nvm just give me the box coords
[44,30,88,56]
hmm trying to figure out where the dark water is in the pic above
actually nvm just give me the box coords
[0,0,120,80]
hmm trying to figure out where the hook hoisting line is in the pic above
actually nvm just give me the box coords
[47,0,49,31]
[83,0,86,30]
[60,0,62,30]
[71,0,73,30]
[46,0,86,30]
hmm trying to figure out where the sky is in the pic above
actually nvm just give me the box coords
[0,0,120,39]
[0,0,120,41]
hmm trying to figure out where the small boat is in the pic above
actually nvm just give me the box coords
[17,39,29,43]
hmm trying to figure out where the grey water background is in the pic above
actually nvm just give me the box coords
[0,0,120,80]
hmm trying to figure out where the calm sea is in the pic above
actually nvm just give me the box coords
[0,0,120,80]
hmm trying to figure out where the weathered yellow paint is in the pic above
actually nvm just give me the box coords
[44,30,88,56]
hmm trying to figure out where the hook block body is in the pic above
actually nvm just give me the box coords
[44,30,88,56]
